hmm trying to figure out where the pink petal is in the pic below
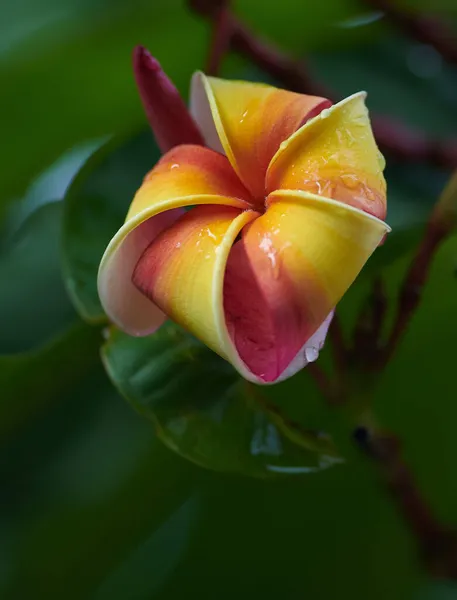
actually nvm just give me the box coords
[133,46,204,152]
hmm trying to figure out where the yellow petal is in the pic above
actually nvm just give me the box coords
[266,92,387,220]
[127,144,252,220]
[222,190,390,381]
[190,72,331,202]
[98,145,251,335]
[132,204,260,380]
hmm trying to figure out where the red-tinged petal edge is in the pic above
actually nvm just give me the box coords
[133,46,204,152]
[223,194,389,382]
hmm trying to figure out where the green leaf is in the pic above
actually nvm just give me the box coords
[0,0,207,212]
[62,130,160,322]
[102,324,341,478]
[0,321,101,441]
[0,201,76,353]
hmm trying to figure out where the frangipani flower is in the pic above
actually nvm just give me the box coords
[98,47,390,384]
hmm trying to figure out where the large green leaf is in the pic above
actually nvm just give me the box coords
[0,201,76,353]
[62,130,160,322]
[102,324,341,478]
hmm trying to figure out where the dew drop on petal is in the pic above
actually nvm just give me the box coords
[206,227,217,241]
[305,346,319,363]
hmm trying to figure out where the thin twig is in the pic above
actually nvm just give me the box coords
[205,3,232,75]
[191,2,457,170]
[363,0,457,68]
[354,426,457,578]
[352,276,387,368]
[306,362,334,401]
[380,218,450,368]
[195,2,457,578]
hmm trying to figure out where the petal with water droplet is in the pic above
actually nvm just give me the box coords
[266,93,387,220]
[223,191,389,382]
[132,205,260,378]
[190,72,331,201]
[98,145,252,335]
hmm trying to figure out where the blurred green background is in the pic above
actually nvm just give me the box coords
[2,0,457,598]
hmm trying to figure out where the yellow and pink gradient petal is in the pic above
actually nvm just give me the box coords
[98,54,390,384]
[127,144,252,219]
[98,145,254,337]
[133,205,262,381]
[224,193,389,381]
[190,73,331,202]
[266,92,387,221]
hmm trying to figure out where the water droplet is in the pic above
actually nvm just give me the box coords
[239,110,248,125]
[305,347,319,363]
[175,242,181,249]
[259,234,280,279]
[206,227,217,241]
[322,180,335,197]
[340,173,359,190]
[171,163,180,170]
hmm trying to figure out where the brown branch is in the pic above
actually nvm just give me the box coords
[363,0,457,68]
[205,3,232,75]
[230,19,457,168]
[190,2,457,170]
[354,426,457,578]
[352,276,387,368]
[307,362,336,403]
[193,2,457,579]
[380,217,450,368]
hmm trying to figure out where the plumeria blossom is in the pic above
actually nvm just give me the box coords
[98,47,390,384]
